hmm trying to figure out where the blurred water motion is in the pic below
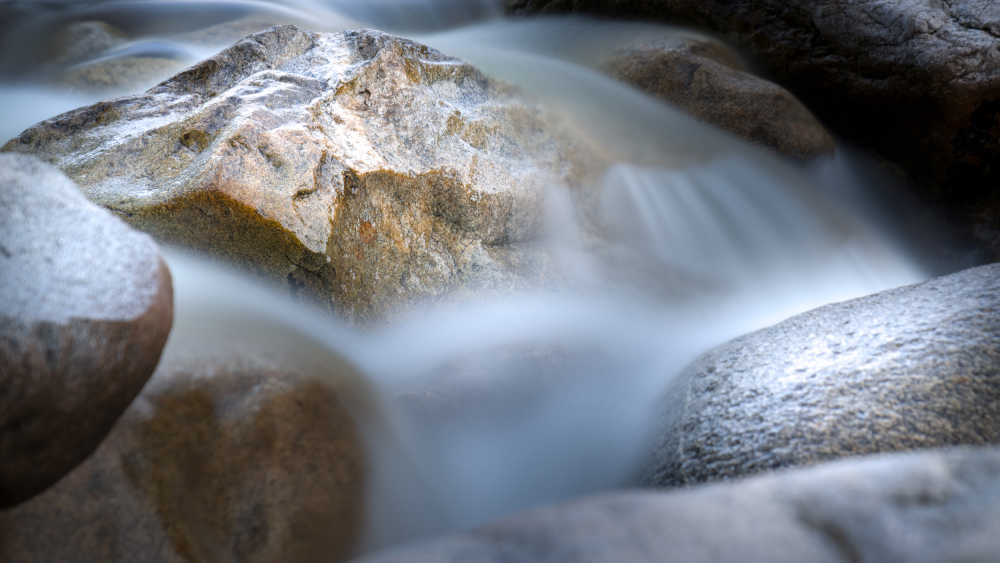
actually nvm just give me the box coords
[0,0,956,555]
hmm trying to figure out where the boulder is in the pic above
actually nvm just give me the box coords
[0,153,173,507]
[601,35,834,158]
[357,445,1000,563]
[0,355,366,563]
[0,12,123,77]
[642,263,1000,487]
[3,25,586,322]
[509,0,1000,254]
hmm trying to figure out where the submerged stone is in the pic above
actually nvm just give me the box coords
[357,446,1000,563]
[0,355,366,562]
[49,20,127,65]
[61,55,186,92]
[4,25,586,322]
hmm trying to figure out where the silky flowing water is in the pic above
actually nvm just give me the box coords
[0,0,962,555]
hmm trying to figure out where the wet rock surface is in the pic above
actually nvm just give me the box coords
[0,355,366,563]
[509,0,1000,255]
[0,153,173,507]
[4,24,585,322]
[601,35,834,158]
[642,263,1000,487]
[357,446,1000,563]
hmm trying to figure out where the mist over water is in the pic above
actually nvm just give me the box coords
[1,0,955,555]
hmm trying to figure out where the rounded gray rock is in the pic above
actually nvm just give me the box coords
[0,153,173,507]
[357,446,1000,563]
[642,263,1000,487]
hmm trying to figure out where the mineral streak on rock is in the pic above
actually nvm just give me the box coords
[4,25,583,322]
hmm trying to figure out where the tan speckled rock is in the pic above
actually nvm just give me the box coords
[0,153,173,507]
[4,25,586,322]
[601,35,834,158]
[0,355,365,563]
[642,263,1000,487]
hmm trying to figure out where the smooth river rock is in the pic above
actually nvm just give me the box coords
[358,446,1000,563]
[0,153,173,507]
[601,34,834,158]
[642,263,1000,487]
[4,24,587,322]
[0,355,365,563]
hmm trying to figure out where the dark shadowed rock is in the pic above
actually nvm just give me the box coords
[642,263,1000,487]
[601,35,834,158]
[0,355,365,563]
[4,25,589,322]
[509,0,1000,254]
[357,446,1000,563]
[0,153,173,507]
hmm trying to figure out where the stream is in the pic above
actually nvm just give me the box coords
[0,0,959,555]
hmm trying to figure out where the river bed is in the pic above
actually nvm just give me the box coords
[0,0,958,554]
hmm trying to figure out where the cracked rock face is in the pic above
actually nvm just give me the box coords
[510,0,1000,251]
[4,25,581,322]
[356,446,1000,563]
[0,153,173,507]
[642,263,1000,488]
[600,35,835,158]
[0,356,365,563]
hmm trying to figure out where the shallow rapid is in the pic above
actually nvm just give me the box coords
[0,0,952,555]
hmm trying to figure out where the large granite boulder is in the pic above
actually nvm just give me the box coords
[357,445,1000,563]
[3,25,586,322]
[0,354,366,563]
[509,0,1000,253]
[601,34,834,158]
[0,153,173,507]
[642,263,1000,487]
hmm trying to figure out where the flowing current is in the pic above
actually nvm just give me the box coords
[0,0,964,555]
